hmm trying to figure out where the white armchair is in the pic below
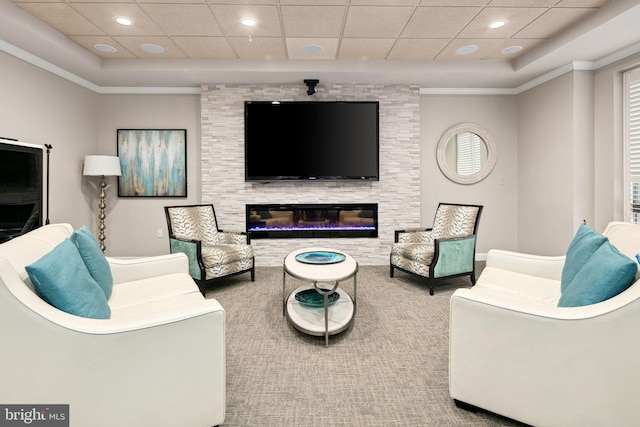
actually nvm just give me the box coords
[0,224,226,427]
[450,222,640,427]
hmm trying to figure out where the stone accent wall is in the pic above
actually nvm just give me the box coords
[200,84,420,266]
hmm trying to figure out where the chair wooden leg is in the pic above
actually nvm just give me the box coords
[429,284,434,296]
[390,265,394,278]
[250,267,255,282]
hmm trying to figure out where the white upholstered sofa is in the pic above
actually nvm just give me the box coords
[450,221,640,426]
[0,223,225,427]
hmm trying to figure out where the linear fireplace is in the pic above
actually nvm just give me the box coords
[246,203,378,239]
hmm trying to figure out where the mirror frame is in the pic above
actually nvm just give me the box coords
[436,122,497,185]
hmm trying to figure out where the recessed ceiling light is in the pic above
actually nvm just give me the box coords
[502,45,523,55]
[302,44,323,55]
[488,19,507,29]
[94,44,117,53]
[240,17,257,27]
[113,16,134,26]
[140,43,165,54]
[455,45,478,55]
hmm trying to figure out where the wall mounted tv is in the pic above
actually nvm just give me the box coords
[0,139,44,243]
[244,101,379,181]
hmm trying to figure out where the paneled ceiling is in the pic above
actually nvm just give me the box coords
[1,0,639,90]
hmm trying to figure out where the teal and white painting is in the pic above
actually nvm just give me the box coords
[117,129,187,197]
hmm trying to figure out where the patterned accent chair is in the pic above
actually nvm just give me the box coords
[390,203,483,295]
[165,204,255,295]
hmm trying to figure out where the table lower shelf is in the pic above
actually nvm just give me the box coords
[285,285,354,336]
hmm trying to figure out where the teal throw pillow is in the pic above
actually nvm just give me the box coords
[26,238,111,319]
[71,226,113,299]
[561,224,607,292]
[558,242,637,307]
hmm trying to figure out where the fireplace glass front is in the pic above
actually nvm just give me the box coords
[246,203,378,239]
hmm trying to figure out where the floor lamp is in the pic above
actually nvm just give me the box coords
[83,155,122,252]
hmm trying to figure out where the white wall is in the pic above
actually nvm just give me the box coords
[420,94,519,255]
[0,51,99,230]
[97,94,201,256]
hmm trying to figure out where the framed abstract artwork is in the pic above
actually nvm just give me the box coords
[117,129,187,197]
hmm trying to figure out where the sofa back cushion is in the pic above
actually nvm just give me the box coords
[0,223,73,289]
[561,224,607,292]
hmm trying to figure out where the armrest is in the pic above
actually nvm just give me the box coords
[432,236,475,278]
[107,253,189,284]
[486,249,565,281]
[168,237,203,280]
[394,228,432,243]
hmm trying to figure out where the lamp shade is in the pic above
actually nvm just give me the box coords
[83,155,122,177]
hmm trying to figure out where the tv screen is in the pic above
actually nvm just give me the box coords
[0,140,44,243]
[244,101,379,181]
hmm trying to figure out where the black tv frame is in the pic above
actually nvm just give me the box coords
[244,101,380,182]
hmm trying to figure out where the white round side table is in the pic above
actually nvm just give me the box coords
[282,247,358,347]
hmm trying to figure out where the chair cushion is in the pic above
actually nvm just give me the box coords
[167,205,220,246]
[70,226,113,299]
[558,241,637,307]
[432,205,479,239]
[560,224,607,292]
[201,244,254,267]
[25,238,111,319]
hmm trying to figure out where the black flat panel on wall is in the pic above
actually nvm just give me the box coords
[246,203,378,239]
[0,140,44,243]
[244,101,379,181]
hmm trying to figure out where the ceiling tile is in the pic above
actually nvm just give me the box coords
[343,6,414,38]
[350,0,418,5]
[515,7,598,38]
[458,7,547,39]
[436,38,504,59]
[70,3,163,36]
[402,6,482,38]
[112,36,185,58]
[338,38,395,60]
[556,0,612,6]
[387,38,450,60]
[140,4,223,36]
[228,36,286,60]
[16,3,103,36]
[172,37,236,59]
[287,38,339,59]
[68,36,135,58]
[280,0,348,4]
[281,6,346,38]
[487,0,556,6]
[418,0,488,5]
[211,4,282,37]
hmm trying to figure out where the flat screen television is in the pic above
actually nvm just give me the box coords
[0,139,44,243]
[244,101,379,181]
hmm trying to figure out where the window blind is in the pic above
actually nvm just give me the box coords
[625,68,640,223]
[456,132,482,175]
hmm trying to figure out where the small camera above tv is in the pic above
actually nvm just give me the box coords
[244,101,379,182]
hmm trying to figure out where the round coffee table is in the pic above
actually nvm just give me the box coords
[282,248,358,347]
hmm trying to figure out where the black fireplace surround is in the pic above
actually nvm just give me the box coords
[246,203,378,239]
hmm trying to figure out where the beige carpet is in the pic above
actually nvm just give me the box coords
[207,264,525,427]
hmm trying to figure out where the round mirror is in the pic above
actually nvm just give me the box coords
[436,123,497,185]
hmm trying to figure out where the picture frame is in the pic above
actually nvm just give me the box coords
[117,129,187,197]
